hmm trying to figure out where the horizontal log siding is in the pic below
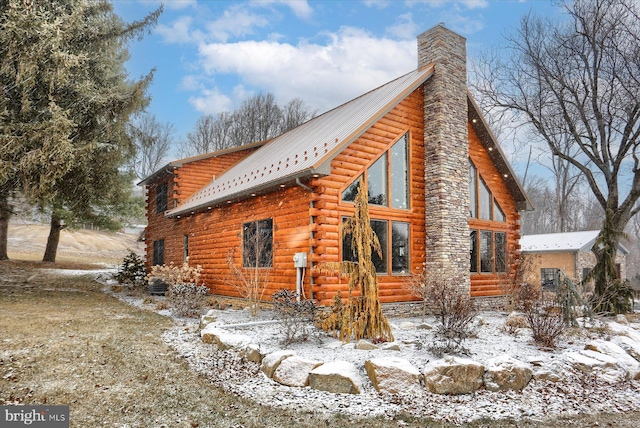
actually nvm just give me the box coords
[174,148,259,205]
[468,123,521,297]
[310,88,426,306]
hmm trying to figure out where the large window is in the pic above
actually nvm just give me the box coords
[342,218,409,275]
[242,219,273,268]
[469,160,505,222]
[153,239,164,266]
[342,133,410,210]
[156,183,168,214]
[470,230,506,274]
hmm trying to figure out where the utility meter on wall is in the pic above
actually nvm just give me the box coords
[293,252,308,268]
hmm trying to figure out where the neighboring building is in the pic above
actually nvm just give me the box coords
[520,230,629,290]
[140,24,531,307]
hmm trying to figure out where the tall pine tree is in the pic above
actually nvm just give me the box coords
[0,0,161,261]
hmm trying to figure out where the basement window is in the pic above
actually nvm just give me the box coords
[242,219,273,268]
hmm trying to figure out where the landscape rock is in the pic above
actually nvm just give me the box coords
[199,310,217,329]
[399,321,415,329]
[308,361,363,394]
[240,343,263,363]
[354,339,378,350]
[365,357,422,395]
[200,325,252,350]
[381,342,401,351]
[608,322,640,343]
[584,340,640,380]
[417,323,433,330]
[423,356,484,395]
[615,314,629,325]
[563,350,627,383]
[272,355,323,387]
[611,335,640,361]
[261,350,296,379]
[483,354,532,391]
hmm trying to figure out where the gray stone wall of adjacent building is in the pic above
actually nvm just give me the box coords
[418,24,470,292]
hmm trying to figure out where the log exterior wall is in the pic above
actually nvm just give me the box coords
[468,124,521,297]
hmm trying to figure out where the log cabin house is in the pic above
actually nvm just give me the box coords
[140,24,532,307]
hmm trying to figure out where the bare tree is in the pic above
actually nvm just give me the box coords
[128,113,174,181]
[280,97,316,134]
[472,0,640,306]
[178,112,234,158]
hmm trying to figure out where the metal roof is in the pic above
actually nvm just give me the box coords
[520,230,630,255]
[168,66,434,216]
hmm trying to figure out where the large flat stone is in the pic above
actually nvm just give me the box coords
[309,361,363,394]
[365,357,422,395]
[272,355,323,387]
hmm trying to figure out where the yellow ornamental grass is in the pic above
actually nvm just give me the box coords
[316,180,393,343]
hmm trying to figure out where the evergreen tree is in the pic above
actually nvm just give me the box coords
[0,0,161,261]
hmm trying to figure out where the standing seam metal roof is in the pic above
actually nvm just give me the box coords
[168,66,434,216]
[520,230,630,255]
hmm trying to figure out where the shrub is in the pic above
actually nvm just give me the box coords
[503,313,527,335]
[554,270,582,327]
[114,252,146,289]
[424,270,477,356]
[587,279,634,316]
[147,260,207,317]
[168,282,209,317]
[524,299,565,348]
[272,289,318,345]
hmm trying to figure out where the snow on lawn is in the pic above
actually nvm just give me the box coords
[156,305,640,425]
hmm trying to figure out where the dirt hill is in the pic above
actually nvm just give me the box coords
[6,223,144,265]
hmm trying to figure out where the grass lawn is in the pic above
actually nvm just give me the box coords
[1,260,638,427]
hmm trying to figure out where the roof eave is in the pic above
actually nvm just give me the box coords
[467,92,534,212]
[166,166,329,218]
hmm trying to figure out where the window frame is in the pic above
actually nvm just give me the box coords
[341,132,411,211]
[469,229,507,275]
[242,218,274,268]
[341,217,410,276]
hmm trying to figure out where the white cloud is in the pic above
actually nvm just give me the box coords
[196,27,416,113]
[385,13,419,39]
[250,0,314,20]
[206,5,270,42]
[408,0,488,10]
[189,87,233,114]
[156,16,194,44]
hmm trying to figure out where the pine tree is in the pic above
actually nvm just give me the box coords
[316,180,394,342]
[0,0,161,261]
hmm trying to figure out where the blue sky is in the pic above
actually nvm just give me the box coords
[112,0,559,158]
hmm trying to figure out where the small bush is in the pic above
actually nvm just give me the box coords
[272,289,318,345]
[114,252,146,289]
[147,260,202,287]
[503,313,527,335]
[587,279,634,316]
[168,283,209,317]
[525,299,565,348]
[425,270,477,356]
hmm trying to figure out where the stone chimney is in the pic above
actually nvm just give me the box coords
[418,24,470,291]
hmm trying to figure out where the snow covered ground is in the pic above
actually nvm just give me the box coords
[88,269,640,425]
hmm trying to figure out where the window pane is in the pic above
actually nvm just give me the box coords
[480,231,493,273]
[494,200,506,222]
[371,219,388,273]
[391,134,409,209]
[153,239,164,266]
[470,230,478,273]
[479,178,492,220]
[342,176,360,202]
[495,232,506,272]
[156,183,168,213]
[541,268,557,291]
[341,217,357,263]
[391,222,409,274]
[469,161,477,218]
[243,219,273,268]
[368,154,388,206]
[183,234,189,262]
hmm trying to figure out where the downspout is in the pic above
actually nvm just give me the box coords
[295,178,315,300]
